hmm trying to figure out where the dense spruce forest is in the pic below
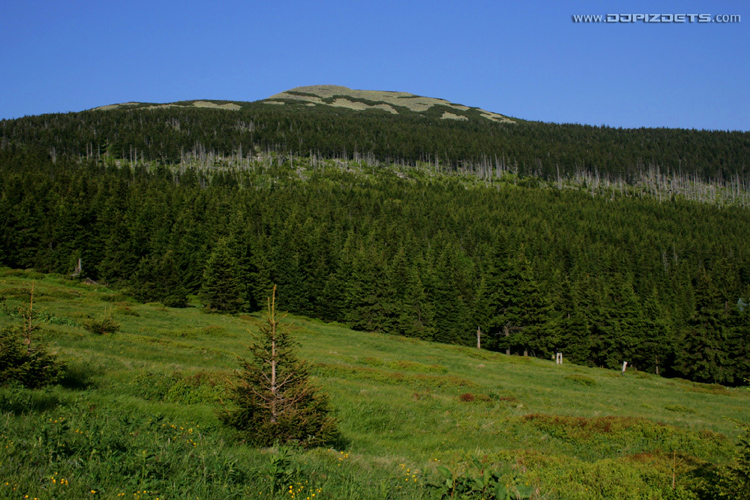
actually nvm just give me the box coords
[1,100,749,385]
[3,101,750,184]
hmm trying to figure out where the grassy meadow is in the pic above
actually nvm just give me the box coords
[1,269,749,499]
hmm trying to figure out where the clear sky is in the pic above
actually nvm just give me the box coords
[1,0,747,130]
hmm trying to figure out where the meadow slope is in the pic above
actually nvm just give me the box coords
[1,270,748,499]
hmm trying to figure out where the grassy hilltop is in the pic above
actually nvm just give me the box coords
[2,270,749,499]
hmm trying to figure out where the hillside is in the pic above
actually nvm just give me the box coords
[1,148,749,386]
[1,271,749,499]
[0,87,749,388]
[3,85,749,189]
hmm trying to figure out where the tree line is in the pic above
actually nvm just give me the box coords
[2,102,749,184]
[1,150,748,385]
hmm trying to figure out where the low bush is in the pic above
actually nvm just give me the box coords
[425,457,534,499]
[83,316,120,335]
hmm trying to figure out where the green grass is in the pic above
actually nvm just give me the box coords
[1,270,749,499]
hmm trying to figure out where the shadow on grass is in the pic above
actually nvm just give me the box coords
[57,360,103,390]
[0,384,61,414]
[328,431,352,451]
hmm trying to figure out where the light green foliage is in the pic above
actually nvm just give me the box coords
[426,457,534,499]
[1,273,750,499]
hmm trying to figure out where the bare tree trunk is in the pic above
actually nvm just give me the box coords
[270,286,278,423]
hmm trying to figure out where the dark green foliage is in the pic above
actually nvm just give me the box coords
[483,249,550,355]
[0,326,64,389]
[674,272,741,385]
[698,422,750,500]
[199,239,246,313]
[82,312,120,335]
[2,102,749,183]
[1,111,750,383]
[0,287,64,389]
[220,287,338,447]
[131,250,188,307]
[729,424,750,497]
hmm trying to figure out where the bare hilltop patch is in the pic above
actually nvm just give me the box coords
[265,85,515,123]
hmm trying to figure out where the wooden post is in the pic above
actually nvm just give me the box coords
[476,327,481,350]
[621,361,628,375]
[504,325,510,355]
[72,258,82,277]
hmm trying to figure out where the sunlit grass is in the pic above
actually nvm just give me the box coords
[1,269,748,498]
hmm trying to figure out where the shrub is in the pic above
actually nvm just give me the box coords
[700,422,750,499]
[425,457,534,500]
[83,314,120,335]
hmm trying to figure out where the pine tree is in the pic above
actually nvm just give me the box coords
[220,286,338,447]
[0,284,64,389]
[598,273,645,370]
[199,239,246,313]
[548,275,591,365]
[485,247,546,355]
[639,286,673,375]
[399,264,436,340]
[675,272,734,384]
[131,250,188,307]
[159,250,189,308]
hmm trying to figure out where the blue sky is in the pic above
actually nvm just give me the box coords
[1,0,747,130]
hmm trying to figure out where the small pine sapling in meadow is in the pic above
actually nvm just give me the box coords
[82,306,120,335]
[0,283,64,389]
[220,285,338,447]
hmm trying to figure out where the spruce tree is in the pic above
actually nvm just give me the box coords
[199,239,246,313]
[131,250,188,307]
[485,247,545,355]
[675,272,734,384]
[220,286,338,447]
[0,284,64,389]
[399,264,436,340]
[548,275,591,365]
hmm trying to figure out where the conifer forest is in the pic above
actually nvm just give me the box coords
[1,100,749,385]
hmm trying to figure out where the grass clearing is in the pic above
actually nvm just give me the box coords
[1,272,749,498]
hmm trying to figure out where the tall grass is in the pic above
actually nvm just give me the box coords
[1,269,748,499]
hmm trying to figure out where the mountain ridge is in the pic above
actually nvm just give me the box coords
[265,85,515,123]
[91,85,515,124]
